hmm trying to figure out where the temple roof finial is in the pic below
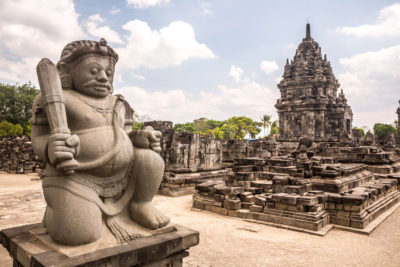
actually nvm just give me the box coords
[306,23,311,40]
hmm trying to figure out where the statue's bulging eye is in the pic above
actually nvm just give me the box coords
[90,68,99,74]
[106,70,112,76]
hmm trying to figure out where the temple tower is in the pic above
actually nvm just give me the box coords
[275,23,353,142]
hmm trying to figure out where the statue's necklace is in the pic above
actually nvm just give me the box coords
[74,93,116,117]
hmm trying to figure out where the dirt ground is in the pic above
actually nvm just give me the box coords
[1,174,400,267]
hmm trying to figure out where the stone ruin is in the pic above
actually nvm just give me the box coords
[193,154,399,233]
[144,121,229,196]
[143,121,284,196]
[222,138,279,163]
[191,24,400,235]
[276,24,353,142]
[0,135,43,174]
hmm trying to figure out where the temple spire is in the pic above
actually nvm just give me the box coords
[306,23,311,40]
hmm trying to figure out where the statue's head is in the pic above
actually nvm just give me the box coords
[57,38,118,98]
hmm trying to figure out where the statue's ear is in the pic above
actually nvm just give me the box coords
[57,62,73,90]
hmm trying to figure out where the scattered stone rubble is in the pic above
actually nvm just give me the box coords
[193,155,400,232]
[0,136,43,174]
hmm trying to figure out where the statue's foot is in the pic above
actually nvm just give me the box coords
[129,201,170,230]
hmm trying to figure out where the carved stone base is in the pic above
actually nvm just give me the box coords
[0,223,199,267]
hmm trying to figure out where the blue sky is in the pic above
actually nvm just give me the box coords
[1,0,399,130]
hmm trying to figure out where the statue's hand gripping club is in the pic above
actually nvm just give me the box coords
[37,58,79,174]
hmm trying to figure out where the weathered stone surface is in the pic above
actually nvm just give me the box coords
[0,136,43,174]
[275,24,353,142]
[1,223,198,267]
[31,39,170,246]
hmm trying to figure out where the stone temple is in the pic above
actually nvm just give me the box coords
[276,24,353,142]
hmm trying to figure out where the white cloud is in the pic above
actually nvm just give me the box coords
[117,20,215,69]
[338,45,400,127]
[260,60,279,75]
[0,0,86,83]
[111,7,121,15]
[127,0,170,9]
[84,14,124,44]
[284,43,296,49]
[229,65,243,82]
[116,79,278,123]
[88,14,103,23]
[132,73,145,80]
[199,1,213,14]
[336,3,400,37]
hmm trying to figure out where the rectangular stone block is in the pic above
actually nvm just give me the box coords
[214,194,225,203]
[249,205,263,213]
[275,203,288,210]
[204,203,228,216]
[224,199,241,210]
[236,209,249,218]
[246,212,260,220]
[241,202,253,209]
[192,201,205,210]
[297,196,318,206]
[282,195,298,205]
[335,216,350,227]
[255,196,266,206]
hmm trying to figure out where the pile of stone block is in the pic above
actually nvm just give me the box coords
[325,179,399,228]
[192,155,400,233]
[0,136,43,174]
[159,169,229,197]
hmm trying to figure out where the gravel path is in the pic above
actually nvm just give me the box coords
[1,173,400,267]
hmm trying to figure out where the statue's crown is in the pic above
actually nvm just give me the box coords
[59,38,118,65]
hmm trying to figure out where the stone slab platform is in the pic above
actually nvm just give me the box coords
[332,194,400,235]
[0,223,199,267]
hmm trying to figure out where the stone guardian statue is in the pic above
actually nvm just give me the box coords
[31,39,170,245]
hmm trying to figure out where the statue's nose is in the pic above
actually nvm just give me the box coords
[97,70,108,82]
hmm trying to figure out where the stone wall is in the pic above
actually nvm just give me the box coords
[222,138,280,162]
[0,136,43,174]
[144,121,227,196]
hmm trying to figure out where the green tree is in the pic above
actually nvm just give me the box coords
[209,127,224,139]
[260,114,272,137]
[0,120,23,137]
[25,122,32,136]
[269,120,279,136]
[0,82,39,130]
[352,126,365,137]
[223,116,261,139]
[173,116,261,140]
[373,123,397,137]
[173,122,196,133]
[173,118,224,135]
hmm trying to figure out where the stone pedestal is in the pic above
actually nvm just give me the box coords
[0,223,199,267]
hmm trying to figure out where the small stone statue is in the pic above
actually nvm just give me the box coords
[31,39,169,245]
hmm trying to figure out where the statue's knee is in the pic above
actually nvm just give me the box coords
[44,188,102,245]
[134,148,164,170]
[47,206,102,245]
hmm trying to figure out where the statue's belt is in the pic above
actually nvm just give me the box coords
[42,160,136,217]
